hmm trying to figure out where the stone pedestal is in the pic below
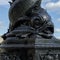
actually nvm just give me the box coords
[0,37,60,60]
[35,36,60,60]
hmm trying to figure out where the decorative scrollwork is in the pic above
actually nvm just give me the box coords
[0,53,21,60]
[39,50,59,60]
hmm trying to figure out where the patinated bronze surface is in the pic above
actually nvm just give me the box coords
[0,0,60,60]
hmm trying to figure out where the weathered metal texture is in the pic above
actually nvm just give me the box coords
[0,0,60,60]
[9,0,41,25]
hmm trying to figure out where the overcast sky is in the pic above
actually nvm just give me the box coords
[0,0,60,39]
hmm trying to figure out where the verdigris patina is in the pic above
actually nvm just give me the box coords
[0,0,60,60]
